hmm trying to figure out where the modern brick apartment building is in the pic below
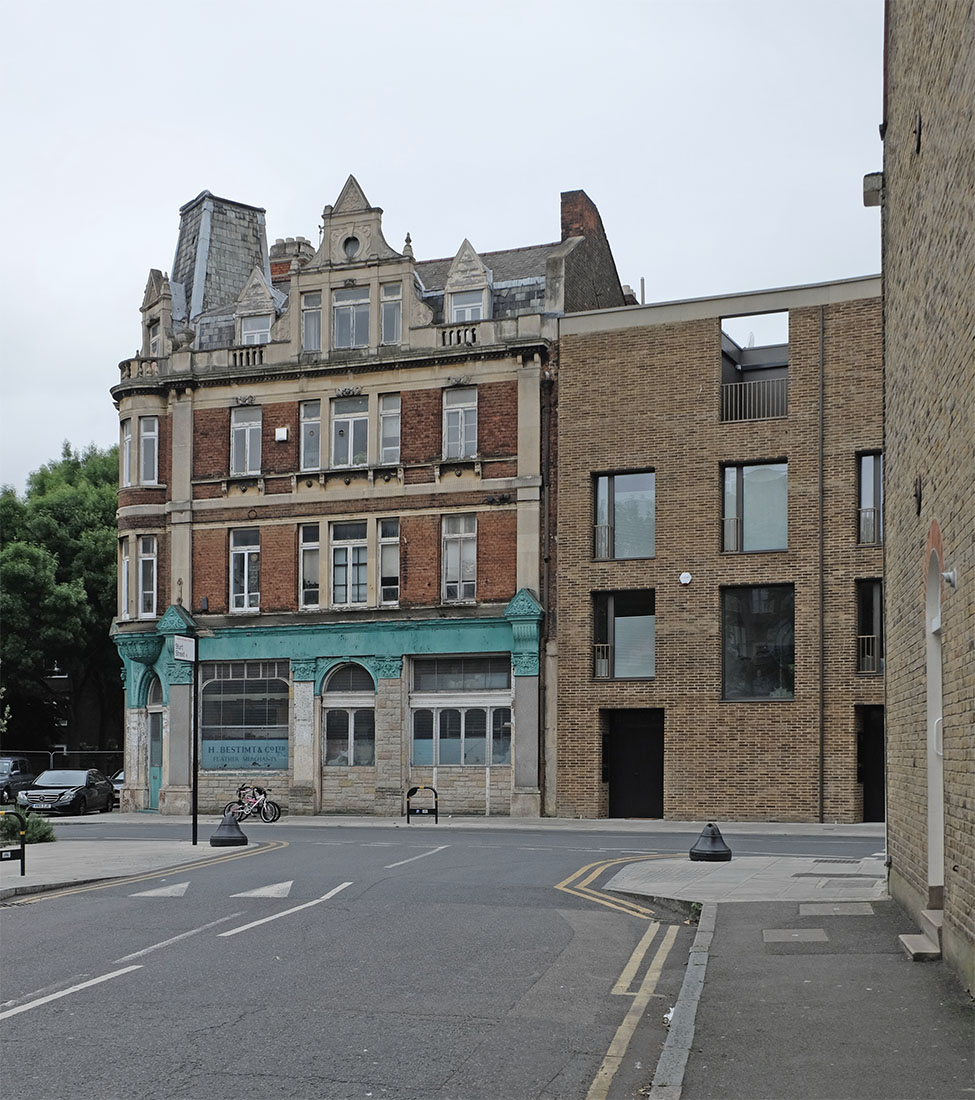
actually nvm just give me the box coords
[111,177,624,817]
[554,278,883,822]
[877,1,974,990]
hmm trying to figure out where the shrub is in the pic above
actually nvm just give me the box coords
[0,811,56,844]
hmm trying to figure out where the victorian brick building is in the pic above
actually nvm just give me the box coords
[111,177,624,817]
[553,277,884,823]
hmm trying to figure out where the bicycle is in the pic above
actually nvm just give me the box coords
[223,783,281,823]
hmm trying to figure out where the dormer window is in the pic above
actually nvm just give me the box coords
[450,290,485,323]
[333,287,369,349]
[241,314,271,345]
[148,320,161,357]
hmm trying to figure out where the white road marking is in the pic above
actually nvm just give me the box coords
[219,882,352,937]
[231,880,293,898]
[384,845,449,868]
[129,881,190,897]
[114,913,245,962]
[0,966,143,1020]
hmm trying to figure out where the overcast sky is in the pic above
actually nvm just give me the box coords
[0,0,883,494]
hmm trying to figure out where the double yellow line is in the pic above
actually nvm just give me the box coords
[555,853,669,919]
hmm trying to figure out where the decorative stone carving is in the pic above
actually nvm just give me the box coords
[116,632,164,666]
[291,659,319,681]
[373,657,403,679]
[164,659,195,686]
[504,588,543,622]
[511,651,540,677]
[156,604,197,637]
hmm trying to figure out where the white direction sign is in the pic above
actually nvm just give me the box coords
[173,635,196,662]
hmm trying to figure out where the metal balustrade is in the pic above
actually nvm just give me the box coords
[858,508,883,545]
[721,377,788,421]
[857,635,883,674]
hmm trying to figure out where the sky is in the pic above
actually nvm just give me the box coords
[0,0,883,494]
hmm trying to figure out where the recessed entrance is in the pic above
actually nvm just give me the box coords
[856,705,885,822]
[603,709,664,817]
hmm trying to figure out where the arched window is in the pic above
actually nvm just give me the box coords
[146,675,163,708]
[323,663,375,766]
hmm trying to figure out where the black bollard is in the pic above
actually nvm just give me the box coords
[689,822,732,862]
[210,811,248,847]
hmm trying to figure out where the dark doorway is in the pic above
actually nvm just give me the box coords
[603,709,664,817]
[857,705,885,822]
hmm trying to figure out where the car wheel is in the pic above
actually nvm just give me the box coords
[100,797,112,813]
[76,796,88,816]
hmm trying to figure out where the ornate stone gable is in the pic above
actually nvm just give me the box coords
[309,174,403,268]
[235,266,277,315]
[445,239,493,293]
[141,269,169,312]
[156,605,198,636]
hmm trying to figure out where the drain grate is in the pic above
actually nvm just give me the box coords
[813,857,860,864]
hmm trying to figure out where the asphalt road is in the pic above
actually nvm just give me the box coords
[0,824,883,1100]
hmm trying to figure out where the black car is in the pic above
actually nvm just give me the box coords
[0,756,36,803]
[17,769,114,815]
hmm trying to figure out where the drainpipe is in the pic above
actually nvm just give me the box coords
[540,366,555,813]
[818,307,826,823]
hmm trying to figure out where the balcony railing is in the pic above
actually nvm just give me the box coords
[594,524,611,559]
[721,377,788,421]
[593,644,612,679]
[440,325,479,347]
[857,508,883,545]
[857,635,883,674]
[231,345,265,368]
[722,516,742,552]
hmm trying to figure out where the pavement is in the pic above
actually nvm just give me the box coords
[2,814,972,1099]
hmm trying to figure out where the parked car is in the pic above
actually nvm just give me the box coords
[110,769,124,808]
[0,757,36,804]
[17,769,114,815]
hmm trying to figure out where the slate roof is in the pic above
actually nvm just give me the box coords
[415,242,562,292]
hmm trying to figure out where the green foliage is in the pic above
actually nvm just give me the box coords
[0,811,57,844]
[0,441,121,753]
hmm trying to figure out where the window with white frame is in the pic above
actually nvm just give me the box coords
[301,292,322,352]
[231,529,260,611]
[442,514,476,602]
[450,289,484,323]
[443,387,477,459]
[138,535,157,619]
[148,320,161,357]
[241,314,272,345]
[380,394,401,464]
[380,519,400,604]
[299,523,320,609]
[331,395,368,467]
[722,462,788,552]
[300,400,321,471]
[331,521,367,606]
[333,286,369,349]
[381,283,402,345]
[121,420,132,487]
[231,406,262,476]
[120,539,130,618]
[323,663,376,766]
[140,416,158,485]
[410,656,512,766]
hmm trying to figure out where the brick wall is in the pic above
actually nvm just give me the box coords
[883,0,975,991]
[555,295,882,821]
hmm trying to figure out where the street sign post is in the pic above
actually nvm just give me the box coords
[173,634,199,845]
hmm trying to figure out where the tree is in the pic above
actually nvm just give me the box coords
[0,442,121,754]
